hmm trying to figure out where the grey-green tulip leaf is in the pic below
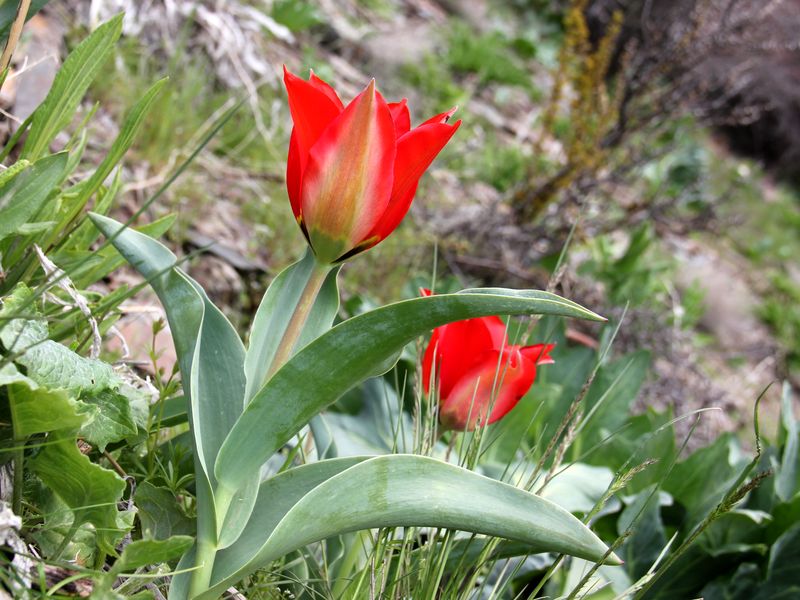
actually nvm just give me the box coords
[90,214,247,550]
[197,455,617,599]
[244,248,340,401]
[214,289,604,497]
[169,457,367,600]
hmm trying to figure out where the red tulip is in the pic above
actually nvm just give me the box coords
[421,290,554,431]
[284,67,461,263]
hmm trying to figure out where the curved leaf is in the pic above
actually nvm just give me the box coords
[89,213,245,481]
[169,457,367,599]
[22,15,123,160]
[199,455,618,599]
[90,214,247,551]
[244,248,340,401]
[215,289,604,496]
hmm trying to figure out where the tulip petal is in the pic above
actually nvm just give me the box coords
[421,106,459,127]
[387,99,411,135]
[286,131,302,218]
[367,118,461,241]
[309,69,345,110]
[283,66,343,166]
[300,80,396,259]
[423,315,508,398]
[439,347,539,431]
[521,343,555,365]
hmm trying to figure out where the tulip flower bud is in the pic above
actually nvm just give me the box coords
[421,290,554,431]
[284,67,461,264]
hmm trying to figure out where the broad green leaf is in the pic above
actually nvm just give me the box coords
[1,283,117,394]
[532,462,615,514]
[30,485,97,564]
[20,338,117,394]
[664,434,743,531]
[244,248,340,401]
[135,482,195,541]
[199,455,617,599]
[590,410,676,493]
[2,364,83,435]
[701,563,761,600]
[0,153,67,242]
[111,536,194,575]
[92,535,192,599]
[698,523,800,600]
[776,382,798,502]
[215,288,604,497]
[169,456,367,600]
[324,378,416,456]
[78,389,137,451]
[763,522,800,592]
[22,15,123,159]
[90,213,245,479]
[768,496,800,543]
[29,432,126,554]
[90,213,246,553]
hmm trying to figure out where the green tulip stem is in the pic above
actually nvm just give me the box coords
[267,258,332,378]
[188,533,217,599]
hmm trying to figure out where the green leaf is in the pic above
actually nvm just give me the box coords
[0,153,67,242]
[111,536,194,575]
[73,79,167,207]
[135,482,195,541]
[198,455,617,599]
[590,409,676,493]
[618,487,667,579]
[324,378,415,456]
[55,79,167,245]
[534,462,615,514]
[664,434,742,530]
[78,389,137,451]
[150,395,188,429]
[2,364,83,436]
[54,213,176,287]
[764,522,800,591]
[1,282,117,395]
[29,433,126,554]
[90,213,246,553]
[580,350,651,447]
[66,168,123,252]
[244,248,340,401]
[215,288,604,497]
[14,336,117,395]
[169,456,367,599]
[89,213,245,481]
[776,382,798,502]
[22,15,123,160]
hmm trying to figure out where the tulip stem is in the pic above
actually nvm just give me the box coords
[268,259,331,377]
